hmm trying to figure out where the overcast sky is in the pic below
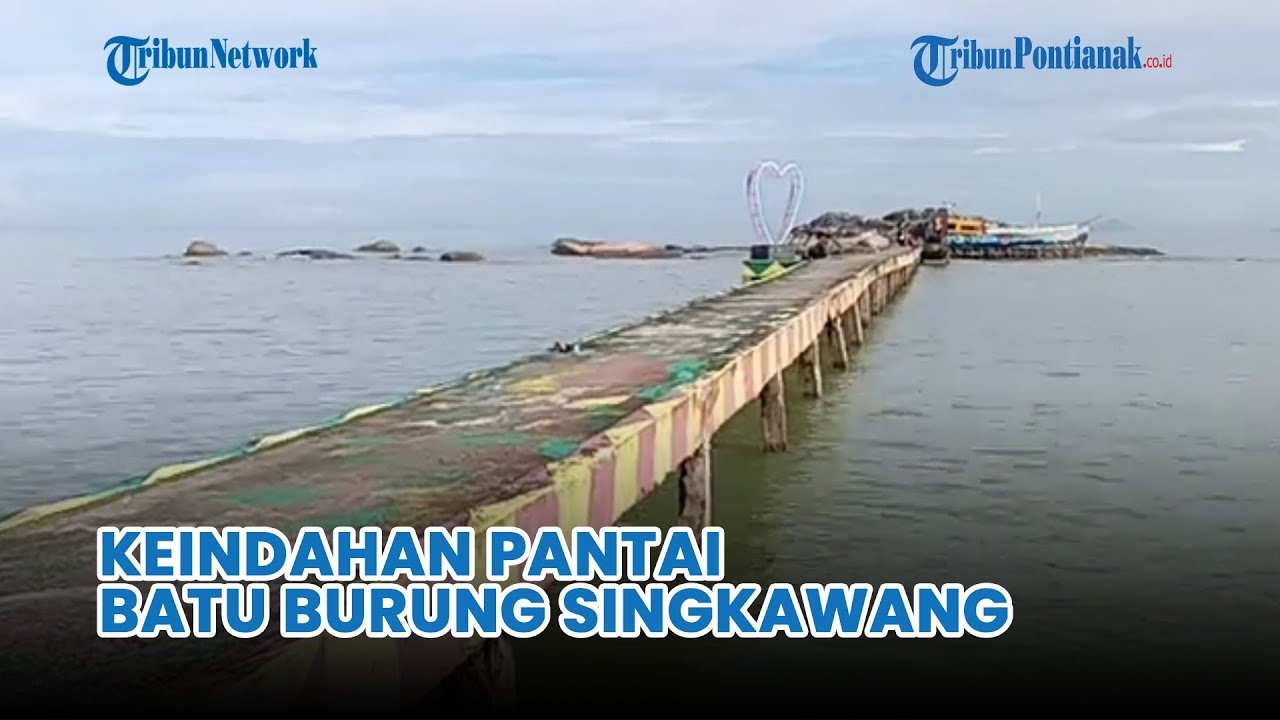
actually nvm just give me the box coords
[0,0,1275,250]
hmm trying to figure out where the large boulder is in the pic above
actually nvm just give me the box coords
[551,237,681,259]
[183,239,226,257]
[355,239,400,253]
[276,248,356,260]
[439,251,485,262]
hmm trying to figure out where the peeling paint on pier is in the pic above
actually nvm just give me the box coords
[0,246,920,714]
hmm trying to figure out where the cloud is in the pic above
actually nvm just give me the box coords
[1033,142,1080,153]
[0,0,1276,237]
[1114,96,1280,122]
[1173,139,1248,153]
[824,127,1008,142]
[1104,138,1249,154]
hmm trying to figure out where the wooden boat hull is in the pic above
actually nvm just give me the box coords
[948,224,1089,260]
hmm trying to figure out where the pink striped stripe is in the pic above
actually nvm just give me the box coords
[637,423,657,498]
[589,454,616,528]
[672,400,690,461]
[517,490,560,536]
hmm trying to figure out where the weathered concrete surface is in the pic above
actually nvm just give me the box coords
[0,246,919,716]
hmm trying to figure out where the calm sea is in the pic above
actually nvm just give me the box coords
[2,227,1277,710]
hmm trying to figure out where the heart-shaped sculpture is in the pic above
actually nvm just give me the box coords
[745,160,804,246]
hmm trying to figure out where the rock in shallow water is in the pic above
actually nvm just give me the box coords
[439,251,485,262]
[355,239,400,253]
[1083,244,1164,257]
[276,248,356,260]
[551,237,680,259]
[183,239,226,257]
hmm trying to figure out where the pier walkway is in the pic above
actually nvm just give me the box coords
[0,246,920,714]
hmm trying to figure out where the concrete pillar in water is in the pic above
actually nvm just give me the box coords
[850,301,865,345]
[760,373,788,452]
[799,342,823,398]
[826,317,850,370]
[677,442,711,533]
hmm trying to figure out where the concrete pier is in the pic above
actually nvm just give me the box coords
[0,246,920,715]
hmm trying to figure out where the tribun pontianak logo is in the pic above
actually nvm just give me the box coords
[104,36,318,86]
[911,35,1170,87]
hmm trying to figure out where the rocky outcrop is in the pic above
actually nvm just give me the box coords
[276,248,356,260]
[786,207,1166,261]
[550,238,748,260]
[1083,244,1164,257]
[551,237,681,259]
[183,239,226,257]
[439,251,485,262]
[787,207,948,258]
[665,243,749,255]
[355,240,399,253]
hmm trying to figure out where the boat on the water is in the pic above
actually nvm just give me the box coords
[945,202,1090,259]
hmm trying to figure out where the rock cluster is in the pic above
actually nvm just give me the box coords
[1082,244,1164,257]
[787,207,947,258]
[277,248,356,260]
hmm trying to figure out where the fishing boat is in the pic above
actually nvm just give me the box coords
[949,223,1089,259]
[944,197,1091,259]
[742,243,804,283]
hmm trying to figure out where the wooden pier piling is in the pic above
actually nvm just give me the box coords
[677,442,712,532]
[827,317,850,370]
[760,374,788,452]
[799,342,823,398]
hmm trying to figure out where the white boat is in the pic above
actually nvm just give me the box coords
[985,223,1090,243]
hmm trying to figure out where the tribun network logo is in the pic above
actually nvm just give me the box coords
[911,35,1172,87]
[104,36,318,86]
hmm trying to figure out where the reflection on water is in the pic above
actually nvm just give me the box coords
[514,258,1280,707]
[0,252,743,513]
